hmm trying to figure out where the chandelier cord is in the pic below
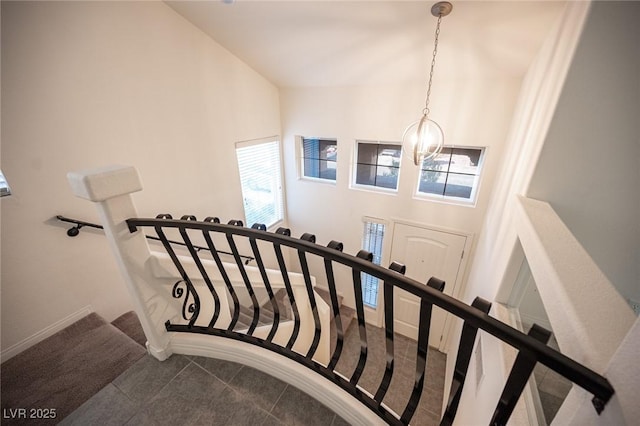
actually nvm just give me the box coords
[424,13,443,117]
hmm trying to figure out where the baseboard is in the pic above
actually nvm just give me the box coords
[1,305,93,363]
[168,333,386,426]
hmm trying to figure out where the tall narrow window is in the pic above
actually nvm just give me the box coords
[361,220,386,308]
[301,137,337,181]
[418,146,484,202]
[354,141,401,191]
[235,138,284,228]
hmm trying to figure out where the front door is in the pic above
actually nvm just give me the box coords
[389,222,466,350]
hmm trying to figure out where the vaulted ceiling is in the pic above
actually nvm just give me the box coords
[166,1,567,88]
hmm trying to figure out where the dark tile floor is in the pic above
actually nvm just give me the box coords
[62,323,446,425]
[522,323,572,424]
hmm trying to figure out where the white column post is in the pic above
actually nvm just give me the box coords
[67,165,172,360]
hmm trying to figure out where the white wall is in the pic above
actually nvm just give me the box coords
[0,1,280,354]
[527,1,640,306]
[453,1,640,424]
[280,77,522,308]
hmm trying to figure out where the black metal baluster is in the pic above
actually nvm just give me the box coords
[249,223,280,342]
[297,233,322,360]
[374,261,406,404]
[178,215,221,328]
[123,215,615,425]
[272,227,301,350]
[153,214,200,327]
[324,240,345,371]
[226,220,261,335]
[440,297,492,426]
[349,250,373,386]
[202,216,241,331]
[490,324,552,425]
[401,277,445,424]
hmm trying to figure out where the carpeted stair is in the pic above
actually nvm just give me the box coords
[235,287,356,354]
[1,290,355,424]
[1,312,146,424]
[235,288,294,330]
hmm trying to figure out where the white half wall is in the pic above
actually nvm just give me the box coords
[452,1,640,424]
[527,1,640,306]
[0,1,280,355]
[448,1,591,423]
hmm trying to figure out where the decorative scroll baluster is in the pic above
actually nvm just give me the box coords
[401,277,445,424]
[153,214,201,327]
[177,215,221,328]
[226,220,261,335]
[272,227,301,350]
[297,233,322,359]
[325,240,345,371]
[349,250,373,386]
[441,297,492,426]
[490,324,552,425]
[374,261,406,404]
[248,223,280,342]
[202,216,241,331]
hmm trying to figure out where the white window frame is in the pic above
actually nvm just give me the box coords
[351,140,402,193]
[235,137,285,229]
[298,136,338,184]
[361,218,387,309]
[414,145,486,206]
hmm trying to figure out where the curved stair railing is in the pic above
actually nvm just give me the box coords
[67,165,614,425]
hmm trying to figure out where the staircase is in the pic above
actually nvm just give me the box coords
[235,287,356,355]
[1,309,446,425]
[1,312,146,424]
[53,165,616,425]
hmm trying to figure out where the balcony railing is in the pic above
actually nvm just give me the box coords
[66,165,614,425]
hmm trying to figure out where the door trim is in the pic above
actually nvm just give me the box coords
[383,218,474,352]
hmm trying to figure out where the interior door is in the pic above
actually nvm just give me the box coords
[389,222,466,350]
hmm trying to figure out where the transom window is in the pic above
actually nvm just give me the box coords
[418,147,484,202]
[354,141,401,191]
[301,137,337,181]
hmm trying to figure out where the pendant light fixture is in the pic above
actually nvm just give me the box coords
[402,1,452,166]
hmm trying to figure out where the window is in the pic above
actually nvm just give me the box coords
[235,138,284,228]
[361,220,386,308]
[301,137,337,181]
[0,170,11,197]
[354,141,401,190]
[418,147,484,202]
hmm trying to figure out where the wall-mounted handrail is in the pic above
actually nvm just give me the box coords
[55,215,255,264]
[127,215,615,425]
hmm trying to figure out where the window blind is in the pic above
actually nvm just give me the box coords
[235,139,284,228]
[362,220,385,307]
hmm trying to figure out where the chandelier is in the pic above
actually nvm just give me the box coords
[402,2,453,166]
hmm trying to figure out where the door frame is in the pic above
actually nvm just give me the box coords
[371,217,474,353]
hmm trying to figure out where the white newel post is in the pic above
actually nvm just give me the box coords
[67,165,172,360]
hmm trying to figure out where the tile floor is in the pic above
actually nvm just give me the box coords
[522,323,573,424]
[62,323,446,425]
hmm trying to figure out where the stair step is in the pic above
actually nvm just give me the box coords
[235,288,294,330]
[313,287,357,355]
[111,311,146,347]
[0,313,145,423]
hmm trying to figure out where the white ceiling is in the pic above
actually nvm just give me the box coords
[166,1,567,88]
